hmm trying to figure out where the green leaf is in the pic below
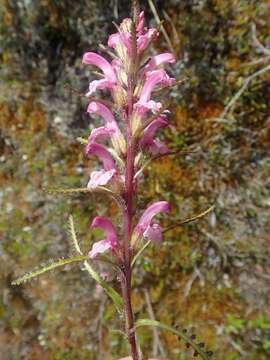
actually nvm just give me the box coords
[83,261,123,312]
[135,319,213,360]
[12,255,88,285]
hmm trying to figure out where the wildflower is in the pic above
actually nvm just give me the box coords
[82,52,117,95]
[132,201,171,246]
[86,143,117,189]
[87,101,126,154]
[89,216,119,258]
[140,117,170,155]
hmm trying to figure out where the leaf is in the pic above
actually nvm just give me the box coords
[12,256,88,285]
[131,239,151,267]
[68,215,82,255]
[135,319,213,360]
[83,261,123,312]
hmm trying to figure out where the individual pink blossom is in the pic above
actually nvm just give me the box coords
[133,201,171,245]
[87,101,126,154]
[140,117,170,155]
[82,52,117,95]
[87,101,120,134]
[144,53,176,73]
[89,216,119,258]
[135,70,175,114]
[86,143,116,171]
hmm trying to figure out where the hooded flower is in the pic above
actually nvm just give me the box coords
[135,69,175,114]
[132,201,171,246]
[82,52,117,95]
[143,53,176,74]
[87,101,126,154]
[140,117,170,155]
[86,143,117,189]
[89,216,119,258]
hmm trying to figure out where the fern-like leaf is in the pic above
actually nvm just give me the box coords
[135,319,213,360]
[12,255,88,285]
[68,215,82,255]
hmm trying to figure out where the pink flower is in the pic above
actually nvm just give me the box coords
[86,143,115,171]
[108,32,132,55]
[144,53,176,73]
[87,169,117,189]
[140,117,170,155]
[87,101,126,154]
[82,52,117,95]
[87,101,120,134]
[137,28,159,52]
[135,70,175,114]
[87,126,115,145]
[133,201,171,244]
[89,216,118,258]
[143,223,163,244]
[136,11,145,35]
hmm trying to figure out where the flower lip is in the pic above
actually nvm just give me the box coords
[87,169,116,189]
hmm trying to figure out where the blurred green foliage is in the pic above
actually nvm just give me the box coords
[0,0,270,359]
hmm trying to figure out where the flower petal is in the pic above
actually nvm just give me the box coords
[87,101,120,133]
[136,11,145,35]
[140,117,170,155]
[87,78,116,96]
[135,201,171,237]
[82,52,116,82]
[141,117,168,145]
[89,215,118,258]
[143,223,163,244]
[137,28,159,52]
[138,70,175,104]
[86,143,116,171]
[88,239,112,258]
[144,53,176,73]
[87,126,114,145]
[87,169,116,189]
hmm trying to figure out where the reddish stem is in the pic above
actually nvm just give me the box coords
[121,20,139,359]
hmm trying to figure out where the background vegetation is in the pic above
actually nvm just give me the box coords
[0,0,269,359]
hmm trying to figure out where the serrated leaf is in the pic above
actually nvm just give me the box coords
[83,261,123,312]
[135,319,212,360]
[12,256,88,285]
